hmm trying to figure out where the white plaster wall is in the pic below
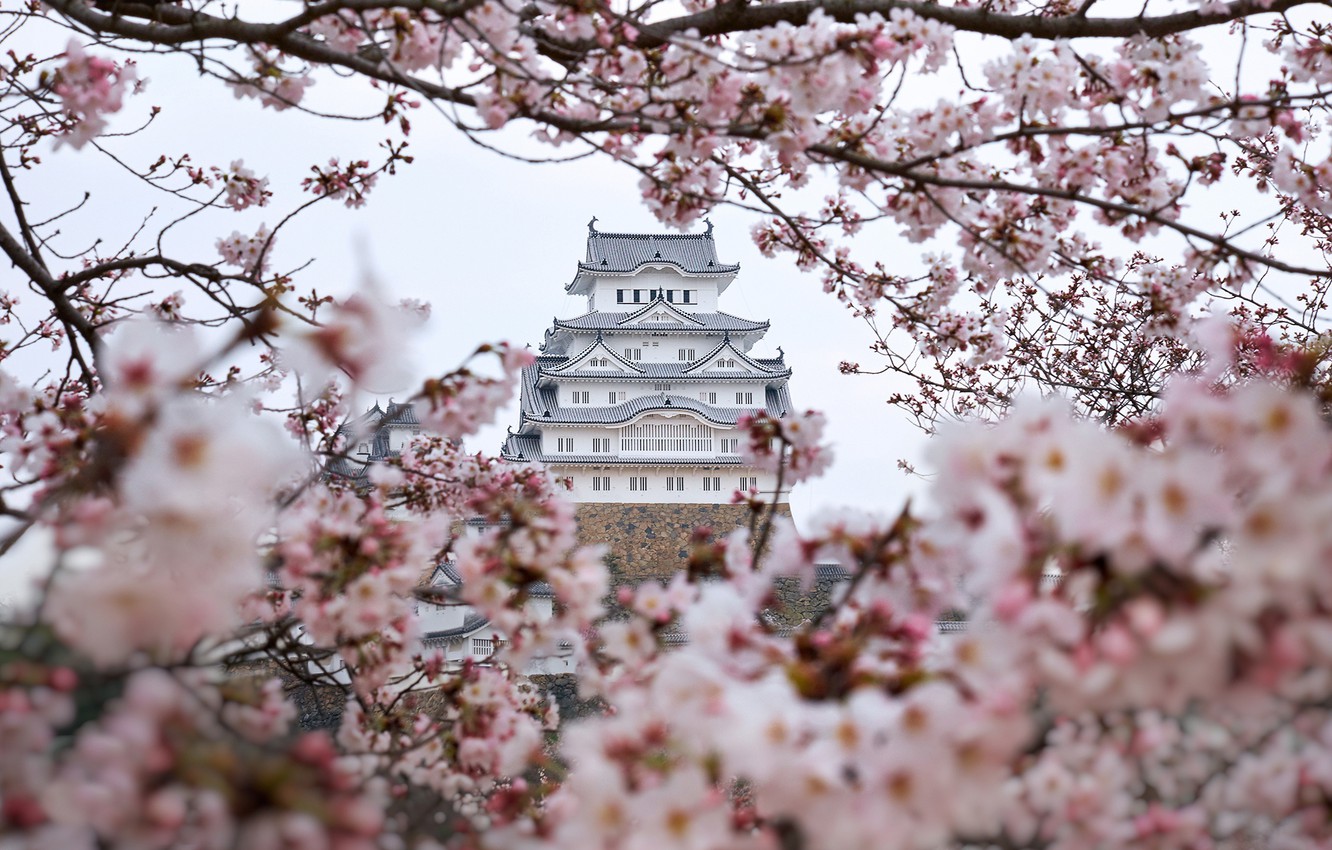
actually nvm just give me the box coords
[554,464,786,504]
[588,268,728,313]
[416,600,469,633]
[389,424,420,452]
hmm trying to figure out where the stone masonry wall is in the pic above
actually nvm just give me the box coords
[575,502,793,586]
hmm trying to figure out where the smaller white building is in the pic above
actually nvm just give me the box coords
[330,414,574,675]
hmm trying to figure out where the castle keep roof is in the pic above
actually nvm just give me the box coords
[575,227,739,279]
[552,309,767,335]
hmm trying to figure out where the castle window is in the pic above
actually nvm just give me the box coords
[592,476,611,491]
[654,383,672,391]
[472,638,493,657]
[608,391,617,403]
[682,290,693,304]
[700,392,717,404]
[572,391,590,404]
[702,476,722,491]
[592,438,611,453]
[735,391,753,405]
[634,290,643,303]
[665,476,685,491]
[617,289,625,303]
[720,438,738,453]
[666,290,676,303]
[625,348,641,360]
[628,476,648,491]
[740,477,757,491]
[678,349,696,361]
[620,421,714,452]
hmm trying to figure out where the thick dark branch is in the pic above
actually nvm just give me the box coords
[45,0,479,107]
[0,220,101,382]
[59,253,224,290]
[632,0,1316,46]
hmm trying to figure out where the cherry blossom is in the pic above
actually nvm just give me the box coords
[51,40,136,149]
[6,1,1332,847]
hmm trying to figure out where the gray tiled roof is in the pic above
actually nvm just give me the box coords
[431,561,553,598]
[540,359,790,383]
[538,337,790,381]
[682,338,786,376]
[574,230,740,278]
[501,432,748,465]
[815,563,851,580]
[518,364,792,427]
[423,612,490,643]
[326,401,417,486]
[553,310,766,333]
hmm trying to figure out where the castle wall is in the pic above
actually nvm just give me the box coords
[575,501,793,585]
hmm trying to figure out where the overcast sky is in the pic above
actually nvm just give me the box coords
[11,22,932,542]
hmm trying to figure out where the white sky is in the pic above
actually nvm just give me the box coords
[6,5,1327,606]
[7,20,931,577]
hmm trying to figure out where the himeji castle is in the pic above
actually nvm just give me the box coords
[501,221,795,582]
[501,220,793,504]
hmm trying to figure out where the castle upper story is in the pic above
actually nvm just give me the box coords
[501,221,794,505]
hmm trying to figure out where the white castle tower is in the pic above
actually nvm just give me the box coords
[501,221,793,512]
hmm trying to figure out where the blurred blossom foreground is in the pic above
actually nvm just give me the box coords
[7,0,1332,846]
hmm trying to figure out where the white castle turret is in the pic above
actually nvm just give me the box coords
[501,220,794,507]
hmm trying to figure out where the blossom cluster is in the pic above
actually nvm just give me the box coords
[737,409,832,484]
[52,40,136,149]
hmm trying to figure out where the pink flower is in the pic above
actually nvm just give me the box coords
[216,225,275,276]
[53,40,137,149]
[221,159,271,211]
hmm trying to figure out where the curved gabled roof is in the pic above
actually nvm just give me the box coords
[515,364,793,430]
[541,338,644,376]
[616,298,705,326]
[683,337,787,376]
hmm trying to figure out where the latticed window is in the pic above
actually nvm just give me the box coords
[678,349,696,361]
[665,476,685,491]
[592,438,611,453]
[740,477,757,491]
[592,476,611,491]
[700,392,717,404]
[628,476,648,491]
[735,391,753,405]
[720,438,738,453]
[702,476,722,491]
[621,420,714,452]
[556,437,574,452]
[472,638,493,657]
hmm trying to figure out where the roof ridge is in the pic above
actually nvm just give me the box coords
[590,231,710,240]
